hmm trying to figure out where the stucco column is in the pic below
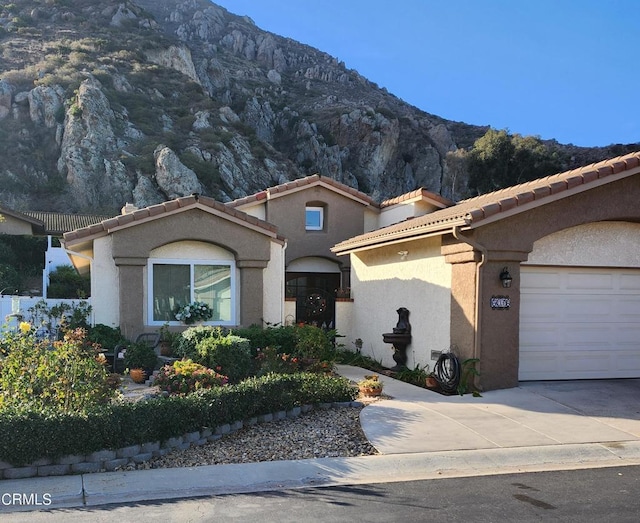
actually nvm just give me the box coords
[237,260,268,327]
[476,259,523,390]
[113,257,146,340]
[444,240,528,390]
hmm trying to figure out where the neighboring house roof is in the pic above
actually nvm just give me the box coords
[228,174,379,209]
[22,211,111,235]
[63,194,282,247]
[333,151,640,254]
[0,205,44,228]
[0,205,109,235]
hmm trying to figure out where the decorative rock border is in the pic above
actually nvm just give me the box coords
[0,401,363,480]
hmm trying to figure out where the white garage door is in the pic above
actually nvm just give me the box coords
[519,266,640,380]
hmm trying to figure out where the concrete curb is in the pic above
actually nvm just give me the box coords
[4,441,640,511]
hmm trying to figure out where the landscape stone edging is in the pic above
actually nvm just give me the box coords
[0,401,364,480]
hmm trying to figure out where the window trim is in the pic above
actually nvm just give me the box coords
[305,206,324,231]
[147,258,236,326]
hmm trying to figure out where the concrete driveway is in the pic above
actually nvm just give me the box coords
[337,366,640,454]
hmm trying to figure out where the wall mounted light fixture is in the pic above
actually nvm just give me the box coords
[500,267,513,288]
[398,250,409,261]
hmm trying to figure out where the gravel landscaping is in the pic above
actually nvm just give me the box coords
[116,405,379,471]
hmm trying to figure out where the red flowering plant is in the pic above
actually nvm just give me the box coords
[254,346,300,375]
[154,359,228,395]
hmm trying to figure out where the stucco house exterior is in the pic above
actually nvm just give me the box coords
[63,195,286,340]
[59,150,640,391]
[61,175,451,342]
[227,175,451,329]
[333,151,640,390]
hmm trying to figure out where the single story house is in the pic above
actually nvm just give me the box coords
[62,175,451,341]
[60,151,640,390]
[333,151,640,390]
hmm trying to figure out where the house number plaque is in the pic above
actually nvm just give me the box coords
[490,295,510,310]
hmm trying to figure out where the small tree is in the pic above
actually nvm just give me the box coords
[47,264,90,299]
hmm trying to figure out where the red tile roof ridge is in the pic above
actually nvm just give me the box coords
[332,151,640,253]
[63,195,278,244]
[227,174,377,207]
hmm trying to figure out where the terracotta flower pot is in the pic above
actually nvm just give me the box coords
[359,386,382,397]
[130,368,147,384]
[426,376,438,388]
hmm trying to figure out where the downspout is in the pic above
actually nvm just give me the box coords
[281,239,288,325]
[452,227,487,367]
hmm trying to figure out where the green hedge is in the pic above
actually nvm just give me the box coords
[0,373,357,466]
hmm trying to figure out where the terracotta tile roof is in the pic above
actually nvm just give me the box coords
[63,195,280,246]
[380,188,455,209]
[22,211,112,235]
[227,174,379,208]
[0,205,44,227]
[333,151,640,254]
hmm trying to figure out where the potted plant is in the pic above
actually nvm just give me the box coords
[129,367,147,384]
[123,340,158,378]
[358,374,384,397]
[158,322,179,356]
[174,301,213,325]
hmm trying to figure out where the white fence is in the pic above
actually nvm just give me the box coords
[1,296,93,334]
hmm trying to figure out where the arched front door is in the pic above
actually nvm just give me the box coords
[286,272,339,328]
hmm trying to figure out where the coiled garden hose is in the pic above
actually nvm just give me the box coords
[433,352,461,394]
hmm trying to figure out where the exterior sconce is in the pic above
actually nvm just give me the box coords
[398,250,409,261]
[500,267,513,288]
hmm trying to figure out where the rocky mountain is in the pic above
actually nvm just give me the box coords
[0,0,636,214]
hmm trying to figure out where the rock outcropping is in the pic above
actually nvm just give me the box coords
[0,0,630,213]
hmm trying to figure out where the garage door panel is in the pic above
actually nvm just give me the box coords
[521,271,562,289]
[520,266,640,380]
[615,298,640,319]
[619,274,640,290]
[566,272,613,290]
[565,296,614,319]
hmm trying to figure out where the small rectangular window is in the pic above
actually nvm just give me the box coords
[305,207,324,230]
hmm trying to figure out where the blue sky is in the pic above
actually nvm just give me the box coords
[211,0,638,148]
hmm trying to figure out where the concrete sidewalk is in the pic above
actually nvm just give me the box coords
[4,366,640,512]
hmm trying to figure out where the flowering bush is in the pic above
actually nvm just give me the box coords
[154,359,228,395]
[174,301,213,324]
[255,346,300,375]
[0,325,114,413]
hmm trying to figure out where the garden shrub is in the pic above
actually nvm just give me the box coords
[0,373,357,466]
[233,324,299,357]
[0,327,114,414]
[174,325,220,359]
[195,335,252,383]
[294,324,335,361]
[254,346,300,375]
[87,324,127,350]
[123,340,158,371]
[154,359,228,395]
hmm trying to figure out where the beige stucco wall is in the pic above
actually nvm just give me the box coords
[92,236,119,328]
[377,201,441,228]
[348,236,451,370]
[0,215,33,235]
[335,299,353,341]
[262,241,285,326]
[525,221,640,267]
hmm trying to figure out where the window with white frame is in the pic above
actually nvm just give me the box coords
[305,206,324,231]
[148,259,235,325]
